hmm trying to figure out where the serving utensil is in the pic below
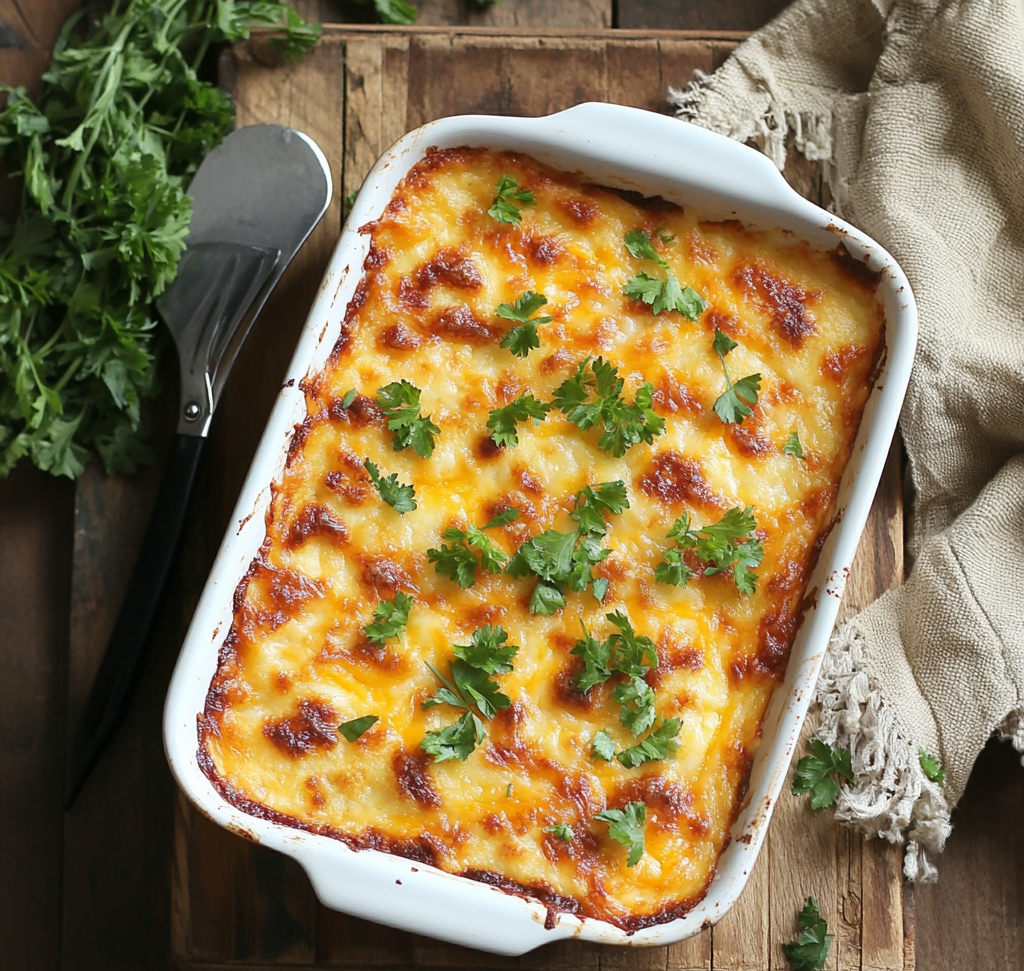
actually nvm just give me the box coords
[65,124,332,808]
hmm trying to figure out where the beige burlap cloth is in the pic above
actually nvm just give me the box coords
[671,0,1024,880]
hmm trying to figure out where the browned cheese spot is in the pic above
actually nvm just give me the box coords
[263,699,339,758]
[557,197,600,225]
[377,321,423,351]
[286,503,349,549]
[413,247,484,292]
[431,305,500,345]
[393,750,441,808]
[734,260,819,346]
[639,452,723,510]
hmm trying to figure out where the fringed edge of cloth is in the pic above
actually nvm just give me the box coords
[816,623,952,882]
[667,74,833,174]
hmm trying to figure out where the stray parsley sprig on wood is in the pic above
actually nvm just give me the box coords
[0,0,320,479]
[654,505,764,595]
[421,625,519,761]
[363,590,413,644]
[427,508,520,589]
[551,357,665,457]
[364,459,417,514]
[376,380,440,458]
[782,897,833,971]
[595,801,647,866]
[622,229,707,320]
[791,737,854,810]
[712,328,762,424]
[487,392,551,448]
[338,715,379,742]
[505,481,628,613]
[488,174,535,225]
[497,290,553,358]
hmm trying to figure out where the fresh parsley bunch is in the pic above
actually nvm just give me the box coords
[0,1,320,479]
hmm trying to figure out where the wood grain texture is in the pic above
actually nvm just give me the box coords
[616,0,789,31]
[0,464,74,971]
[170,28,908,971]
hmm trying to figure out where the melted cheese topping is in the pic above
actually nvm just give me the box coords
[200,148,884,930]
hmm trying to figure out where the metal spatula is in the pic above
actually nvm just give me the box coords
[66,125,332,808]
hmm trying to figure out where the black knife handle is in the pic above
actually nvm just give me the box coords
[65,433,205,809]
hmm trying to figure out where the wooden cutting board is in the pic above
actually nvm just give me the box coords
[139,25,911,970]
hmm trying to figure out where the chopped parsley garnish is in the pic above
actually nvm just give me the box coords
[551,357,665,457]
[338,715,379,742]
[571,480,630,536]
[616,718,681,768]
[421,625,519,759]
[784,430,806,458]
[427,509,520,588]
[376,380,440,458]
[570,612,659,734]
[545,824,574,842]
[613,676,657,737]
[653,506,764,595]
[712,328,762,424]
[782,897,833,971]
[488,174,535,225]
[487,393,551,448]
[791,737,854,810]
[341,389,357,408]
[918,748,945,785]
[595,802,646,866]
[591,729,616,761]
[505,483,627,613]
[507,782,514,798]
[622,229,707,319]
[364,459,417,514]
[363,591,413,644]
[420,711,486,763]
[497,291,553,357]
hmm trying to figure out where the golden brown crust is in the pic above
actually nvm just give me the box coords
[199,146,884,930]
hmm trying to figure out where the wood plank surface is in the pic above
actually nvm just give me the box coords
[169,27,908,970]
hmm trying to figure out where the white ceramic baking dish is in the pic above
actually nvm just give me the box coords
[164,102,917,955]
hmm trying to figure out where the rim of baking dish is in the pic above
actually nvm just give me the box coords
[164,102,918,956]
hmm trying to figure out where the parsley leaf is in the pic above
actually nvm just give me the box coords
[571,621,614,692]
[791,737,854,810]
[420,711,486,762]
[423,625,518,720]
[591,729,616,761]
[376,380,440,458]
[616,718,681,768]
[488,174,535,225]
[551,357,665,457]
[498,290,553,358]
[487,393,551,448]
[622,230,707,319]
[613,675,657,737]
[0,1,321,480]
[364,459,417,514]
[918,749,945,785]
[338,715,379,742]
[545,823,574,842]
[595,802,647,866]
[454,624,519,674]
[783,430,806,458]
[341,389,357,408]
[654,506,764,595]
[507,523,612,614]
[363,591,413,644]
[571,480,630,536]
[711,328,762,424]
[428,510,520,588]
[782,897,833,971]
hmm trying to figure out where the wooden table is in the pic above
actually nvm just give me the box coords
[1,3,1022,971]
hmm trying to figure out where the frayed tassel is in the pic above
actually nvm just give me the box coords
[669,73,832,174]
[815,623,951,883]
